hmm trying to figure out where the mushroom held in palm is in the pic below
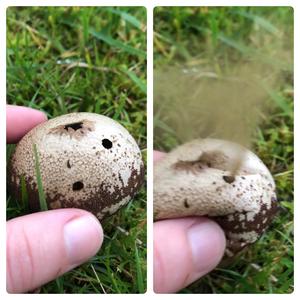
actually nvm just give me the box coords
[154,139,277,258]
[9,112,144,220]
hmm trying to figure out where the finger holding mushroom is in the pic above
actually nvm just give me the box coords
[154,138,277,258]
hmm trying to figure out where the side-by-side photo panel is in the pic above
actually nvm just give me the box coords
[6,6,146,293]
[153,6,293,294]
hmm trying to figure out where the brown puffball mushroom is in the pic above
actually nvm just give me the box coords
[154,139,277,258]
[9,112,144,220]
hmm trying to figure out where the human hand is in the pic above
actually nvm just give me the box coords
[6,105,103,293]
[153,150,226,293]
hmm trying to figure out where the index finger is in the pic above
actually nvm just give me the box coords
[6,105,47,144]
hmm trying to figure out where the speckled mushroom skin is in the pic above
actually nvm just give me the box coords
[154,139,277,257]
[9,112,144,220]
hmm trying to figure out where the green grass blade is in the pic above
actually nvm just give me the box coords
[122,68,146,94]
[33,144,48,211]
[6,144,15,165]
[55,277,64,292]
[89,29,146,58]
[134,243,144,293]
[110,272,121,293]
[217,33,252,55]
[20,175,29,210]
[259,81,292,115]
[233,10,280,35]
[105,8,143,30]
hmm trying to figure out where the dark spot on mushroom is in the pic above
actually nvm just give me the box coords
[64,122,83,131]
[73,181,84,191]
[102,138,113,149]
[49,120,95,140]
[67,160,71,168]
[223,175,235,184]
[241,176,246,180]
[184,199,190,208]
[212,181,216,185]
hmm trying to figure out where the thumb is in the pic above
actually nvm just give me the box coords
[154,217,226,293]
[6,209,103,293]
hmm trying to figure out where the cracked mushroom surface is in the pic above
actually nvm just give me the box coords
[154,138,277,257]
[9,112,144,220]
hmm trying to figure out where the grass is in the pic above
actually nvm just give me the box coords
[6,7,146,293]
[33,144,48,211]
[154,7,293,293]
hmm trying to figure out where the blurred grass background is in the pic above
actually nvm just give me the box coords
[154,7,293,293]
[6,6,146,293]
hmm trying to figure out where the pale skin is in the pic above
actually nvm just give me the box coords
[6,105,103,293]
[153,151,226,293]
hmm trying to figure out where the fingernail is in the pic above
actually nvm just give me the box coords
[187,220,225,274]
[64,215,103,265]
[31,109,47,120]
